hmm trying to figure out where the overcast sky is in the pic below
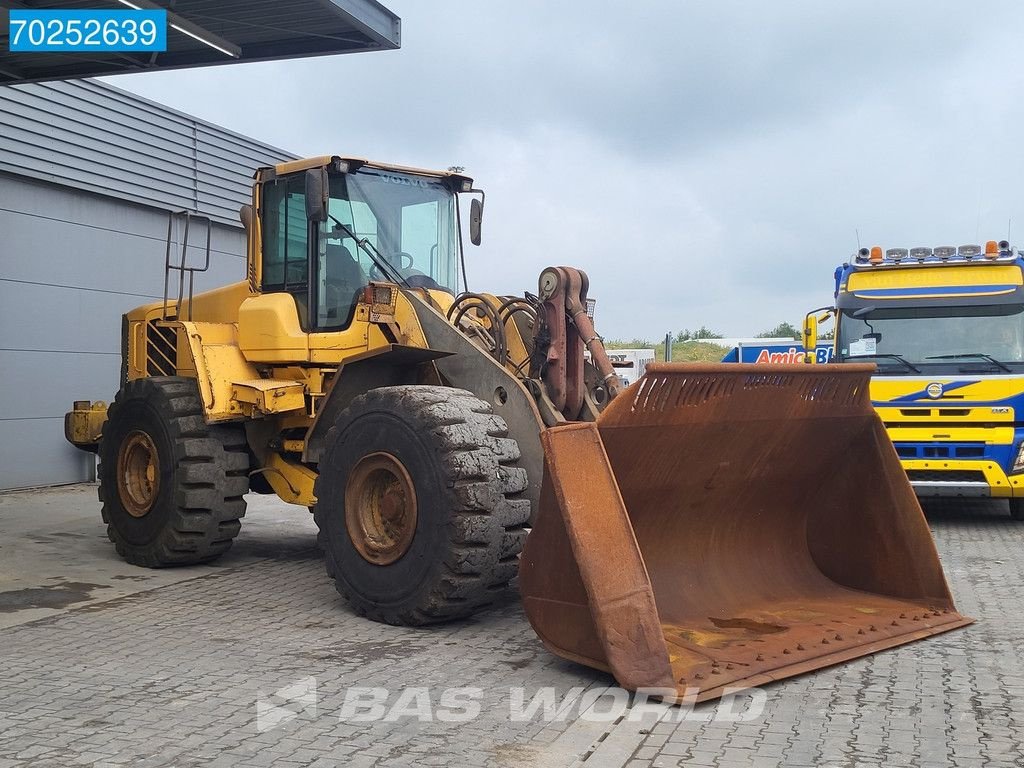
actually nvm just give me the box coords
[107,1,1024,340]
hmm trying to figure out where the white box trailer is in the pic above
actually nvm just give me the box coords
[604,348,656,386]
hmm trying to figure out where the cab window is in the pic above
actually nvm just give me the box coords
[261,176,311,325]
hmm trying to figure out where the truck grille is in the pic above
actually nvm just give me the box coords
[906,470,987,484]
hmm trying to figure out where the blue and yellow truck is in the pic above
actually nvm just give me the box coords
[805,240,1024,520]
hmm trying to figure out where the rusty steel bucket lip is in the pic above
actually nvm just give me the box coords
[643,361,878,375]
[670,613,974,703]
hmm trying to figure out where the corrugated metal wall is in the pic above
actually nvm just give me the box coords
[0,80,295,490]
[0,79,294,226]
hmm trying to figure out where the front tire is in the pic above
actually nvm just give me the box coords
[313,386,530,625]
[98,377,250,566]
[1010,499,1024,521]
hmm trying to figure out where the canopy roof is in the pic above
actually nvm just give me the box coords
[0,0,400,85]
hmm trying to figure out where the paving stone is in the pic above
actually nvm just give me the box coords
[2,494,1023,767]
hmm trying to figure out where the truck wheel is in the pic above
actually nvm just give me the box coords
[313,386,530,625]
[1010,499,1024,521]
[98,377,250,566]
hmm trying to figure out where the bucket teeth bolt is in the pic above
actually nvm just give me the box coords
[891,620,899,626]
[869,625,877,632]
[711,668,721,675]
[822,638,830,644]
[782,648,791,655]
[755,654,764,661]
[899,613,907,619]
[796,644,805,651]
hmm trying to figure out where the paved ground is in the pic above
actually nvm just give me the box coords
[0,485,1022,767]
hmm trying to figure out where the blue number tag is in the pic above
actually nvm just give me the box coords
[8,10,167,53]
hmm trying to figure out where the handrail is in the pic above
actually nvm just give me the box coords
[162,210,213,320]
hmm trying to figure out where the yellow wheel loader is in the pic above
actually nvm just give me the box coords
[65,155,970,701]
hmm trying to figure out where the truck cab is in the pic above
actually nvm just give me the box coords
[816,241,1024,519]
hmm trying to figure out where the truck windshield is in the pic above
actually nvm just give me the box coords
[838,304,1024,368]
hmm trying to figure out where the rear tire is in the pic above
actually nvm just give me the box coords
[98,377,250,566]
[313,386,530,625]
[1010,499,1024,521]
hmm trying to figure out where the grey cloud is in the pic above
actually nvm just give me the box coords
[106,1,1024,339]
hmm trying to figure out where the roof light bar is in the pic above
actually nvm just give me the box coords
[856,241,1015,269]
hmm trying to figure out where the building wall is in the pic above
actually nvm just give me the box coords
[0,79,290,227]
[0,80,295,490]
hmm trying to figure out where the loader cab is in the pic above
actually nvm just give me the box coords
[257,158,471,331]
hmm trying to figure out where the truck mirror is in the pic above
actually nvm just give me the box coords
[305,168,329,222]
[469,197,483,246]
[803,313,818,364]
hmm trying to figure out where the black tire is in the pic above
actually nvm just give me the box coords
[313,386,530,625]
[98,376,250,566]
[1010,499,1024,521]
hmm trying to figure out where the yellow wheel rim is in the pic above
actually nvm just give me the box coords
[117,430,160,518]
[345,452,418,565]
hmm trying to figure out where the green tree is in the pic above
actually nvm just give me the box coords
[757,322,800,340]
[676,326,723,342]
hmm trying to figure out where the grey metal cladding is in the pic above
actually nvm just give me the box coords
[0,79,296,227]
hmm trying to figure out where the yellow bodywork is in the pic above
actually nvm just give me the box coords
[845,264,1024,299]
[66,155,519,508]
[64,401,108,449]
[870,375,1024,498]
[89,274,463,506]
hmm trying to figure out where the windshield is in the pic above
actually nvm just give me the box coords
[838,304,1024,369]
[323,168,459,293]
[261,166,462,330]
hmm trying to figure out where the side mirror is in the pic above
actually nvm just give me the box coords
[803,307,835,364]
[803,313,818,364]
[469,197,483,246]
[238,203,253,234]
[305,168,329,222]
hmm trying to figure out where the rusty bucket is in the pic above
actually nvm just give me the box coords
[519,363,972,702]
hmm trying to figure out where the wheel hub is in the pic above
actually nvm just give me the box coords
[117,430,160,518]
[345,452,418,565]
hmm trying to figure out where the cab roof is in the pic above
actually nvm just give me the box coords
[262,155,473,189]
